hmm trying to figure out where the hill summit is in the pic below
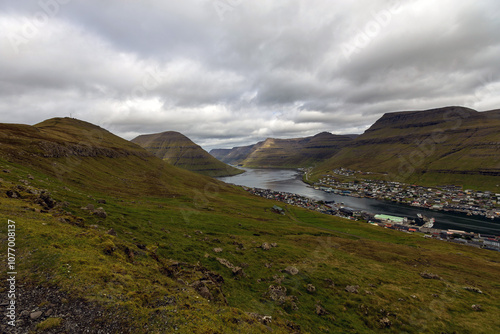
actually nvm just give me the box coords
[132,131,243,177]
[0,117,217,197]
[311,106,500,191]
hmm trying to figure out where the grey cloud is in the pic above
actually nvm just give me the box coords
[0,0,499,150]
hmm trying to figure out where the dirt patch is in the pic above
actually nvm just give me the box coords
[0,282,136,334]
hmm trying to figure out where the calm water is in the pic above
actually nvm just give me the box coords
[218,168,500,235]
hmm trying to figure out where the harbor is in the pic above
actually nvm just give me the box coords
[218,168,500,251]
[245,186,500,251]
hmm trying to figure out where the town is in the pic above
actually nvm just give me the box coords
[244,186,500,252]
[313,168,500,220]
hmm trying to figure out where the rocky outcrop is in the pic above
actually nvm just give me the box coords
[464,286,483,294]
[345,285,359,293]
[266,285,288,303]
[264,285,299,311]
[315,303,329,316]
[379,317,392,328]
[92,207,107,219]
[246,313,273,325]
[216,258,246,277]
[284,266,299,275]
[472,304,483,311]
[37,141,145,159]
[306,284,316,293]
[420,272,441,280]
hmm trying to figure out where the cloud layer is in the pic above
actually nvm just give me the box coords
[1,0,499,150]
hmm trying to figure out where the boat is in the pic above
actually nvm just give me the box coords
[415,213,435,228]
[423,218,435,228]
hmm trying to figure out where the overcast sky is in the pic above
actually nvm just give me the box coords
[1,0,499,150]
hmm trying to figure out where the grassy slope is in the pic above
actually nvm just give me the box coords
[132,131,243,177]
[0,118,499,333]
[311,107,500,191]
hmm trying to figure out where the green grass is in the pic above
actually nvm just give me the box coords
[1,165,500,333]
[36,317,63,331]
[0,117,499,333]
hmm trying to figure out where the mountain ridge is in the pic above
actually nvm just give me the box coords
[132,131,243,177]
[311,106,500,191]
[0,117,217,197]
[210,132,356,168]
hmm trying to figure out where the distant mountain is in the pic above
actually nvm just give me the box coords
[311,106,500,191]
[210,132,356,168]
[210,145,256,165]
[132,131,243,177]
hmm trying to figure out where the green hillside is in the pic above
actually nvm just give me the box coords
[0,118,207,197]
[210,132,354,168]
[132,131,243,177]
[1,117,500,333]
[311,107,500,192]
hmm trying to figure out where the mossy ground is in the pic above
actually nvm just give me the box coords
[1,157,500,333]
[36,317,63,331]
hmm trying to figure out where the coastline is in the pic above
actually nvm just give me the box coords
[243,185,500,252]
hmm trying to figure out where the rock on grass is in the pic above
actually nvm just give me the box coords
[419,272,441,280]
[284,266,299,275]
[345,285,359,293]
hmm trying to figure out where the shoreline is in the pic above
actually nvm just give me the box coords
[310,171,500,220]
[242,185,500,252]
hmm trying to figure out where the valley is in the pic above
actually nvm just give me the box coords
[0,115,499,333]
[211,107,500,192]
[3,2,500,333]
[210,132,355,168]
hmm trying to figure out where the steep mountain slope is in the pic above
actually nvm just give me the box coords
[311,107,500,191]
[209,148,232,160]
[0,118,210,197]
[132,131,243,177]
[210,132,355,168]
[210,144,257,165]
[1,117,500,333]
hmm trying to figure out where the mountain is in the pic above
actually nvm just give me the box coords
[210,132,355,168]
[210,144,257,165]
[0,118,218,197]
[311,106,500,191]
[131,131,243,177]
[1,117,500,333]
